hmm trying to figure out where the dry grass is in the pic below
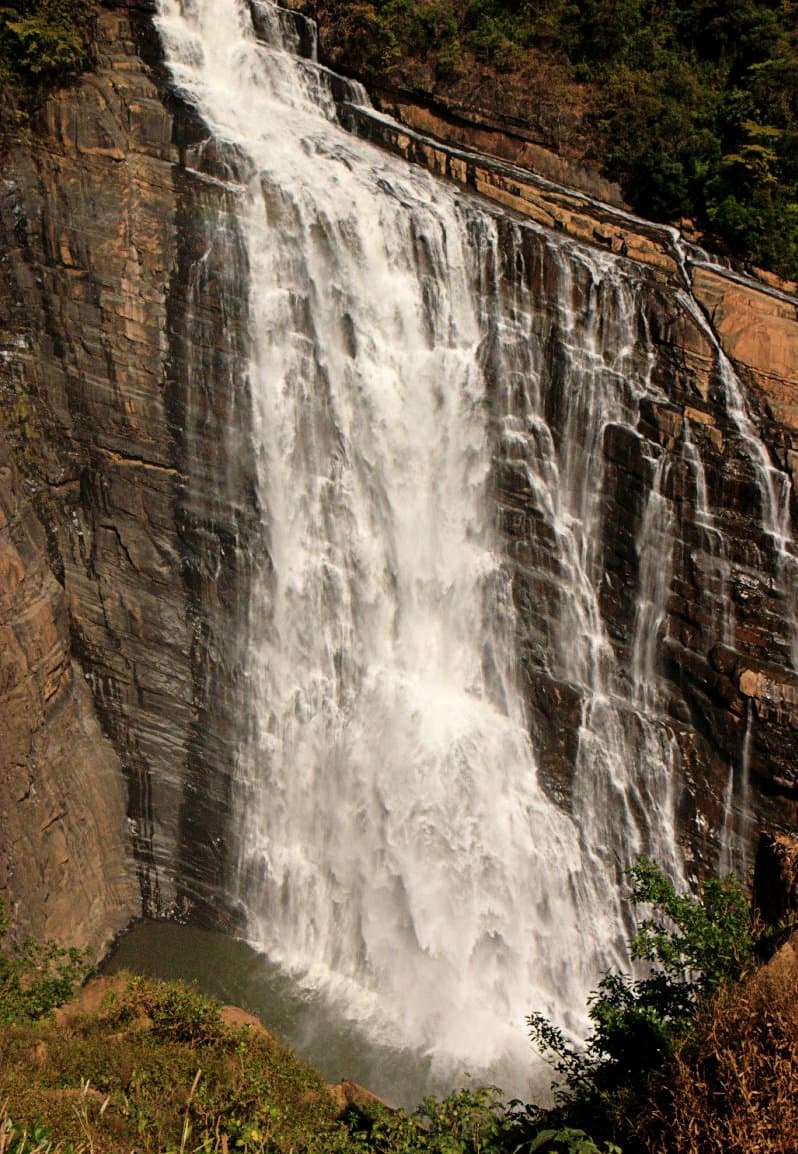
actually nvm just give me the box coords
[633,936,798,1154]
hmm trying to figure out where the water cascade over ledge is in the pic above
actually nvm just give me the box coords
[153,0,798,1095]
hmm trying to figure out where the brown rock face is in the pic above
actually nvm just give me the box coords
[0,0,257,941]
[370,94,624,207]
[0,0,796,957]
[0,441,134,948]
[693,268,798,437]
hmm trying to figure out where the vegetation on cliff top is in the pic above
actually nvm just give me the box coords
[307,0,798,280]
[0,0,97,95]
[2,1,794,277]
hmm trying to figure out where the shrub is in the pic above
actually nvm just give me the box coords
[630,934,798,1152]
[0,899,91,1024]
[0,0,97,93]
[0,1107,85,1154]
[522,859,756,1144]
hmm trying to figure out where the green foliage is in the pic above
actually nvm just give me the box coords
[525,1129,621,1154]
[0,973,334,1152]
[628,935,798,1151]
[0,898,91,1024]
[626,856,754,991]
[0,0,97,93]
[1,1111,83,1154]
[341,1087,508,1153]
[0,965,617,1154]
[523,859,755,1144]
[311,0,798,277]
[594,59,720,219]
[147,983,225,1045]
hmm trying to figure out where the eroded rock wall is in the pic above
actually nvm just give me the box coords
[0,0,256,941]
[0,0,796,953]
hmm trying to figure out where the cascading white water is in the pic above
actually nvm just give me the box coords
[678,290,798,669]
[719,701,754,877]
[632,453,674,710]
[148,0,798,1098]
[682,424,735,649]
[469,221,683,935]
[155,0,687,1093]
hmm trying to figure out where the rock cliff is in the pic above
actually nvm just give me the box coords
[339,90,798,869]
[0,0,796,951]
[0,0,257,941]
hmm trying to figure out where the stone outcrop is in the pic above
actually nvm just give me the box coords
[692,267,798,511]
[365,90,624,207]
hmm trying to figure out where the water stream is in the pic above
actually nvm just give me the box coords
[153,0,795,1100]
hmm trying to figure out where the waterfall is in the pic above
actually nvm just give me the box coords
[682,425,735,649]
[678,290,798,670]
[150,0,798,1097]
[719,701,754,877]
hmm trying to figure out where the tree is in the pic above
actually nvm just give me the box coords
[0,899,90,1024]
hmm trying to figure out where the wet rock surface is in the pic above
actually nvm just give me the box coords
[0,0,796,955]
[0,0,257,937]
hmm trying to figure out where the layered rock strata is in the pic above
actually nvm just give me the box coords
[0,438,134,947]
[0,0,257,938]
[0,0,796,953]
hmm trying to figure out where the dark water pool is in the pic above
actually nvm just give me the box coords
[103,921,467,1109]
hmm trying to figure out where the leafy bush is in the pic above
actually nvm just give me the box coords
[522,859,756,1145]
[524,1129,621,1154]
[0,0,97,92]
[0,961,620,1154]
[0,1107,85,1154]
[0,898,90,1024]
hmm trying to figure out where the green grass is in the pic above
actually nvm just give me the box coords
[0,974,524,1153]
[0,975,346,1152]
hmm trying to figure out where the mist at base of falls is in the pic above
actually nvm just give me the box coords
[152,0,797,1098]
[104,922,547,1108]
